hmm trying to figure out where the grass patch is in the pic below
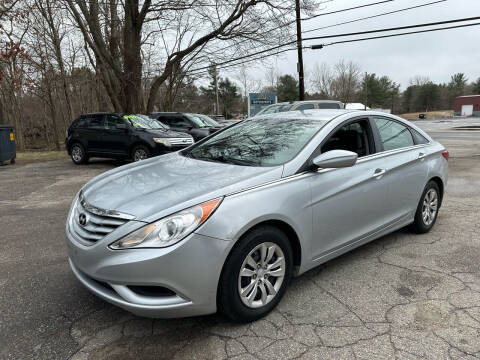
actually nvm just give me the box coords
[14,151,68,165]
[400,110,454,120]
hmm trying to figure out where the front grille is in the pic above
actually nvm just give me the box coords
[169,137,194,146]
[70,192,132,245]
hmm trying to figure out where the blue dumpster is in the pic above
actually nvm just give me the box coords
[0,125,16,165]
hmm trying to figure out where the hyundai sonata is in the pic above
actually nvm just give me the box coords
[66,110,448,322]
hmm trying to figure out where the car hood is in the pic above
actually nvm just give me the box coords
[81,152,283,222]
[142,129,191,138]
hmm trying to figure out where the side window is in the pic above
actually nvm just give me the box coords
[411,129,429,145]
[374,118,414,151]
[295,103,315,111]
[86,116,104,129]
[156,116,170,126]
[104,115,124,130]
[318,103,341,109]
[169,116,191,128]
[74,118,88,128]
[321,119,372,158]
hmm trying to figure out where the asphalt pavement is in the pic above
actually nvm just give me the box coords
[0,118,479,360]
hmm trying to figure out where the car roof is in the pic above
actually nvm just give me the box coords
[79,112,120,117]
[252,109,407,123]
[253,109,354,121]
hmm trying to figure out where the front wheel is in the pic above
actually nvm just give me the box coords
[218,226,293,322]
[411,181,441,234]
[132,145,150,162]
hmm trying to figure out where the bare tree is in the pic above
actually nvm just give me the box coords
[64,0,315,113]
[310,62,334,98]
[332,60,361,104]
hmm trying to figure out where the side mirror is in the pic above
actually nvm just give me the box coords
[312,150,358,169]
[116,123,127,130]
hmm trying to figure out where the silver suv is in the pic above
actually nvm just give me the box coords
[255,100,344,116]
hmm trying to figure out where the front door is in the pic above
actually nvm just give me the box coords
[309,118,390,260]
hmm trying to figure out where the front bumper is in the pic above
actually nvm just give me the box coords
[66,225,231,318]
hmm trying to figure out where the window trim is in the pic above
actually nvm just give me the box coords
[297,116,376,173]
[370,115,417,153]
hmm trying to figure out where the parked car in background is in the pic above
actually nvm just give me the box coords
[66,109,448,322]
[66,113,194,164]
[150,112,224,141]
[255,100,344,116]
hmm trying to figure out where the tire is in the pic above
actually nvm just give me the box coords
[218,226,293,322]
[70,143,88,165]
[131,145,150,162]
[411,181,441,234]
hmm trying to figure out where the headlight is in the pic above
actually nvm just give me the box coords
[109,198,222,249]
[153,138,171,147]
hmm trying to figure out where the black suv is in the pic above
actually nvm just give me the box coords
[150,112,224,141]
[66,113,194,164]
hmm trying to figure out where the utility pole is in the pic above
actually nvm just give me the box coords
[295,0,305,101]
[364,72,368,110]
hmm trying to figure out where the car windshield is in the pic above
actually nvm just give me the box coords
[187,114,220,127]
[256,104,293,116]
[184,117,326,166]
[185,114,218,128]
[124,114,168,129]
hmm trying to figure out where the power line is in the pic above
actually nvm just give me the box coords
[204,0,400,56]
[301,0,395,21]
[302,0,447,34]
[303,15,480,42]
[187,16,480,77]
[186,47,298,77]
[311,21,480,48]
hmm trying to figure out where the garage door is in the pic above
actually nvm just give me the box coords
[461,104,473,116]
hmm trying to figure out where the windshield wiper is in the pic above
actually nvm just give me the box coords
[210,155,257,166]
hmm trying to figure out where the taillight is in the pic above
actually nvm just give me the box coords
[442,150,449,161]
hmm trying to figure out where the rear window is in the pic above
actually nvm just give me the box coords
[86,116,103,129]
[73,118,88,128]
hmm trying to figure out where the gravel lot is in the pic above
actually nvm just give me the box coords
[0,120,479,360]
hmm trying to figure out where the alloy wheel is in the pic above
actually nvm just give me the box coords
[134,149,148,161]
[238,242,286,309]
[422,188,438,226]
[71,146,83,162]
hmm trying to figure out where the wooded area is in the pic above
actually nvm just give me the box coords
[1,0,479,151]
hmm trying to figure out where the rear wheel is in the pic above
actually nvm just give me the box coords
[132,145,150,162]
[411,181,440,234]
[70,143,88,165]
[218,226,293,322]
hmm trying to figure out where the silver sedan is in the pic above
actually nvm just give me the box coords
[66,110,448,322]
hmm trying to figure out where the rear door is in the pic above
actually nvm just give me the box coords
[371,116,429,222]
[83,115,104,153]
[98,115,130,155]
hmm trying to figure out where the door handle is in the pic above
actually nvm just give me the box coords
[418,152,426,159]
[373,168,387,178]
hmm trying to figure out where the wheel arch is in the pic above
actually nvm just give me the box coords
[216,218,303,315]
[129,141,153,157]
[226,219,303,274]
[67,139,86,154]
[428,176,444,207]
